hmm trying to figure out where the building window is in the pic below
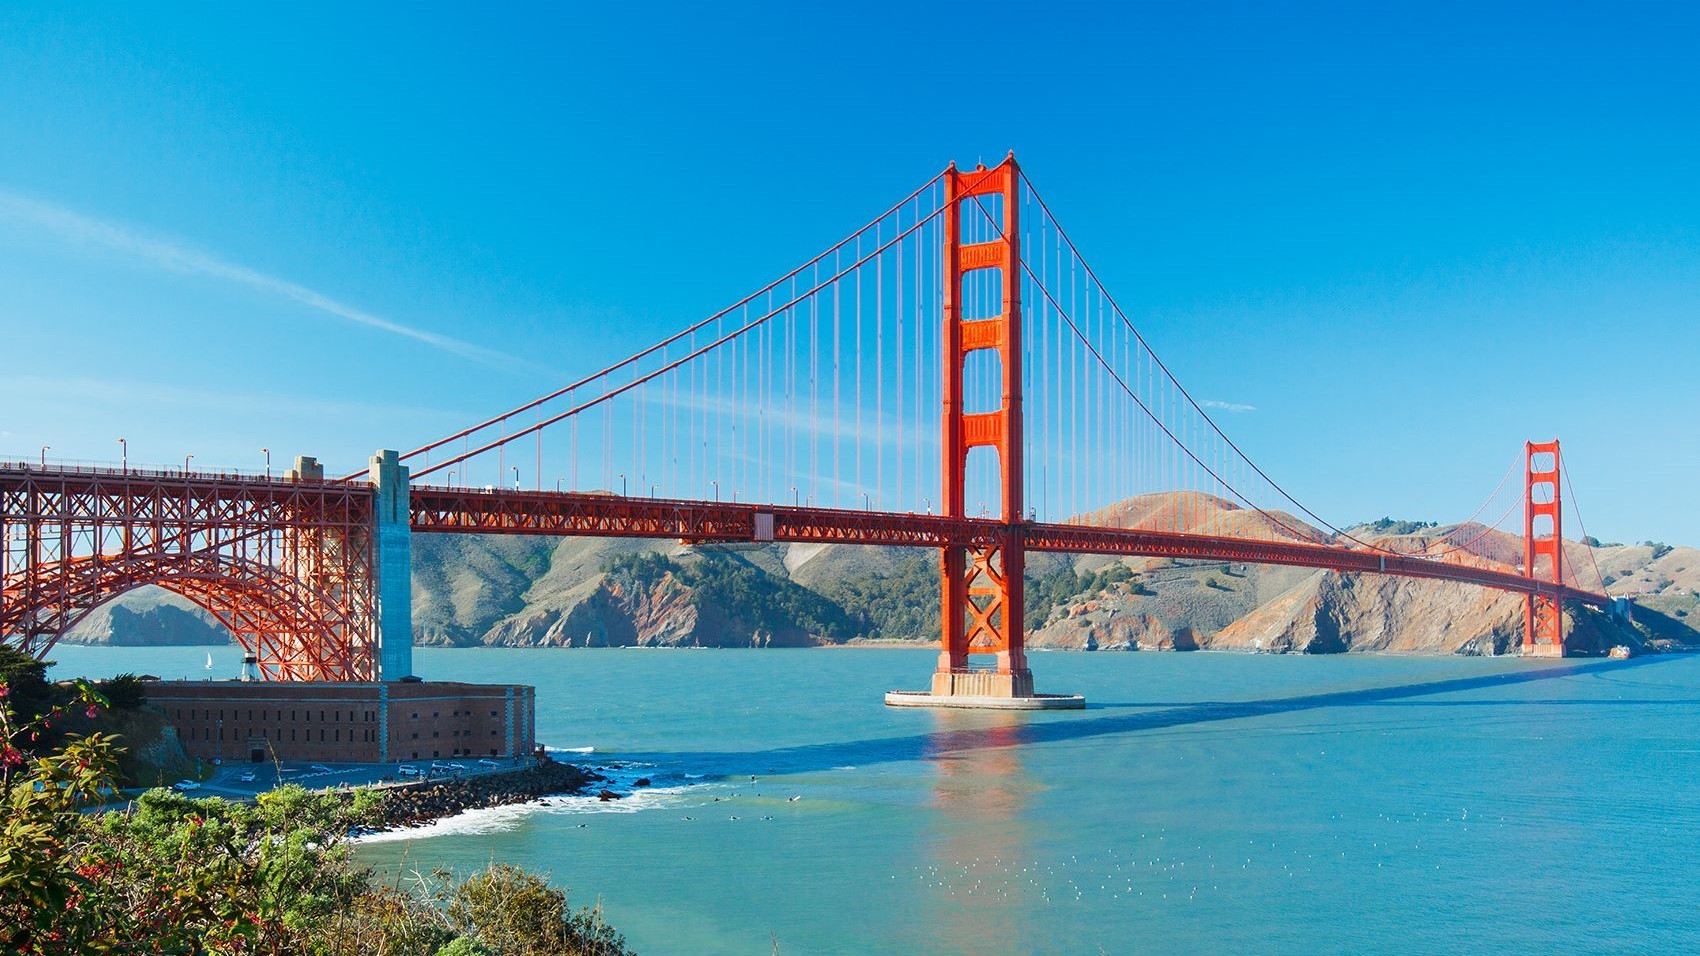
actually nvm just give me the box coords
[490,711,498,717]
[432,731,439,738]
[411,732,418,740]
[432,712,439,718]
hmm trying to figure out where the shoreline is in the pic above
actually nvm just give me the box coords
[354,756,607,835]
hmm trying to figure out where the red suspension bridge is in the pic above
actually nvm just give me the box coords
[1,156,1617,704]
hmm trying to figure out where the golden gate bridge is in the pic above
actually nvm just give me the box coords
[0,155,1617,706]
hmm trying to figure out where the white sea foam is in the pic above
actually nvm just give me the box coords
[352,765,708,844]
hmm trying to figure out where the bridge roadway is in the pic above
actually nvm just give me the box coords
[0,463,1610,610]
[409,485,1608,607]
[0,463,1609,679]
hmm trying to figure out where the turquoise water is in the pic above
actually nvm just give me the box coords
[48,645,1700,954]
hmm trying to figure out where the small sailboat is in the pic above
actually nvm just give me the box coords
[205,652,214,671]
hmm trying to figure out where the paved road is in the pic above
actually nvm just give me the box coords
[175,755,533,799]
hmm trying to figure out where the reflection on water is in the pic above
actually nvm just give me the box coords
[922,710,1038,952]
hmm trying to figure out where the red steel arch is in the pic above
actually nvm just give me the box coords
[1,463,376,681]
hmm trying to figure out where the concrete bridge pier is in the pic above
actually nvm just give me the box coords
[370,449,413,680]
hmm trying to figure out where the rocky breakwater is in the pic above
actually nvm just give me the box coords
[368,758,603,832]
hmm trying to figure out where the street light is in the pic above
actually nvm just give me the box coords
[617,473,627,497]
[448,470,456,488]
[555,477,565,493]
[650,483,658,498]
[262,447,271,479]
[791,486,798,506]
[512,466,520,491]
[39,445,49,467]
[117,438,127,473]
[862,492,870,510]
[184,454,194,474]
[710,480,719,502]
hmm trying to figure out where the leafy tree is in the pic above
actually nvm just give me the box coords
[446,862,628,956]
[0,646,55,724]
[95,674,147,710]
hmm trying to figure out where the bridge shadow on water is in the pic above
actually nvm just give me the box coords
[618,655,1692,780]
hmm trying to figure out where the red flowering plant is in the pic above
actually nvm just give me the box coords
[0,669,124,955]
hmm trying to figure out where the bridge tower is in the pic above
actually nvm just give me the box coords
[1523,439,1565,656]
[902,154,1076,709]
[934,156,1028,699]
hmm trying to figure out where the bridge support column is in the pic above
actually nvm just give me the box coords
[1523,440,1565,658]
[887,153,1081,710]
[371,449,414,680]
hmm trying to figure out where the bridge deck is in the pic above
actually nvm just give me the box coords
[408,487,1606,606]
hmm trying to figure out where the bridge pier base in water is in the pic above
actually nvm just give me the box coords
[885,674,1084,711]
[885,665,1085,711]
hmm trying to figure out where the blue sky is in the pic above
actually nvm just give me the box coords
[1,2,1695,542]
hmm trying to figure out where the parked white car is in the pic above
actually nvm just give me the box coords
[398,765,421,777]
[478,759,500,768]
[173,780,201,791]
[238,771,257,783]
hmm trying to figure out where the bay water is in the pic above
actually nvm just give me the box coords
[48,645,1700,954]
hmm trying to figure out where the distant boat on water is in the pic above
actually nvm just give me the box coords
[205,653,214,671]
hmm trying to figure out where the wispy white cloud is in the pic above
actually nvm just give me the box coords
[1202,399,1256,413]
[0,374,467,424]
[0,189,519,366]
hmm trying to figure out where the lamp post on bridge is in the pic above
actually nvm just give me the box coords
[448,470,456,489]
[556,478,565,493]
[650,483,658,498]
[262,447,270,479]
[39,445,49,468]
[117,438,126,473]
[184,454,194,475]
[791,486,798,507]
[710,480,719,502]
[512,466,520,491]
[617,473,627,497]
